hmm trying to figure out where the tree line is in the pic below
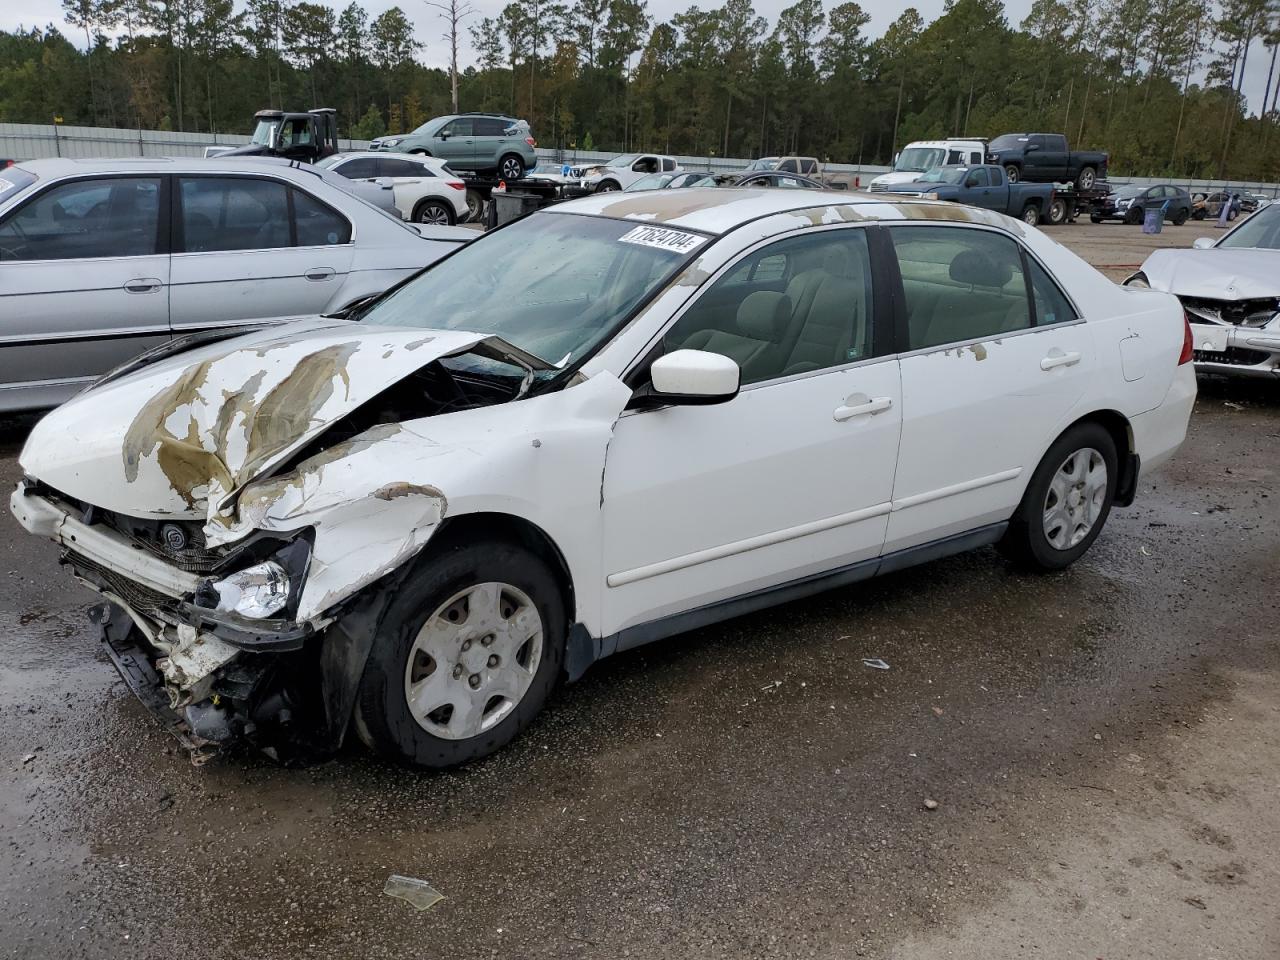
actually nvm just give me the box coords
[3,0,1280,180]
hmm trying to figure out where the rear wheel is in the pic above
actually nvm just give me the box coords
[1048,198,1069,225]
[409,149,431,156]
[1076,166,1097,191]
[1171,207,1189,226]
[465,189,484,223]
[1090,213,1103,223]
[1004,164,1021,184]
[413,198,456,226]
[354,539,566,768]
[1022,203,1041,226]
[499,153,525,181]
[998,422,1118,572]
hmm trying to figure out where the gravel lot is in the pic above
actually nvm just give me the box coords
[1,218,1277,959]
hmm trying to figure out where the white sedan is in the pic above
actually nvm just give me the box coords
[317,151,470,225]
[1129,202,1280,378]
[0,156,472,411]
[12,189,1195,768]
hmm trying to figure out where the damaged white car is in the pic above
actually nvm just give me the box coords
[1130,202,1280,378]
[13,189,1197,768]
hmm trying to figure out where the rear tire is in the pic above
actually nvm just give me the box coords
[1171,207,1189,226]
[1004,164,1021,184]
[997,422,1118,572]
[1124,207,1143,225]
[354,539,566,768]
[413,198,456,226]
[499,153,525,181]
[1090,213,1103,223]
[409,149,431,156]
[1075,166,1097,191]
[1048,198,1068,225]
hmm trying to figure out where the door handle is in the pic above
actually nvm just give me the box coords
[123,278,161,294]
[1040,350,1081,371]
[305,267,336,282]
[833,396,893,421]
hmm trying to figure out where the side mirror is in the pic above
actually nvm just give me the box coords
[1192,237,1215,249]
[631,349,740,409]
[965,177,979,188]
[438,131,450,140]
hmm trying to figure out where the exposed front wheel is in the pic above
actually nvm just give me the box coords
[354,540,566,768]
[413,199,456,226]
[1022,203,1041,226]
[595,180,621,192]
[1171,207,1189,226]
[1004,164,1021,183]
[499,153,525,181]
[998,423,1118,572]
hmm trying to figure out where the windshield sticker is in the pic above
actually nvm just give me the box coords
[618,225,706,255]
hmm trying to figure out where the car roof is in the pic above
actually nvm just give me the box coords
[13,156,349,181]
[552,188,1027,236]
[330,150,441,164]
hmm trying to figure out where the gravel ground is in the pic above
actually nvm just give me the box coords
[1,221,1277,959]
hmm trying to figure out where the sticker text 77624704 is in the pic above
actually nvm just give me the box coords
[617,225,707,255]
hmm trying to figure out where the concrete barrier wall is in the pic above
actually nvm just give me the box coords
[4,121,1279,197]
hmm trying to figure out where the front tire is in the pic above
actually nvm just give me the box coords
[1048,198,1068,225]
[354,539,566,768]
[595,179,621,193]
[1022,203,1041,226]
[1124,206,1143,225]
[998,422,1118,572]
[1172,207,1189,226]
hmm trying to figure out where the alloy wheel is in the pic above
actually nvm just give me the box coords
[403,581,544,740]
[417,203,451,226]
[501,157,523,180]
[1042,448,1108,550]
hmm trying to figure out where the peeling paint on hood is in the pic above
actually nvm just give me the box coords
[1140,248,1280,300]
[19,318,489,521]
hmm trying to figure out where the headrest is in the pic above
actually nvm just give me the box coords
[949,249,1012,288]
[736,291,792,342]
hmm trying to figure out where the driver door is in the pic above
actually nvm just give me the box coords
[435,118,475,167]
[599,225,902,639]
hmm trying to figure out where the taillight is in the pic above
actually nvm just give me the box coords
[526,137,536,147]
[1179,311,1193,365]
[446,180,465,191]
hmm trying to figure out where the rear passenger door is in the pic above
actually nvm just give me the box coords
[883,224,1094,554]
[1032,134,1068,181]
[0,175,169,407]
[169,175,355,333]
[472,116,513,169]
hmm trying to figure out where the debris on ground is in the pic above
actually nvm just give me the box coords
[931,706,945,717]
[21,753,36,764]
[923,799,939,811]
[383,875,445,912]
[1184,896,1207,910]
[861,658,890,670]
[1224,401,1244,410]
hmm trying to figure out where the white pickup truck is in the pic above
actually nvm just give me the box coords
[571,154,682,192]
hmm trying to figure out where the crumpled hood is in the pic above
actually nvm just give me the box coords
[1141,247,1280,300]
[20,317,489,520]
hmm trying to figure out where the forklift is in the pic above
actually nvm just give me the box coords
[220,108,339,163]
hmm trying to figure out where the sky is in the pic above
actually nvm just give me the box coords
[2,0,1275,115]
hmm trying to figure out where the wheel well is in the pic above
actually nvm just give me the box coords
[412,196,451,217]
[1063,410,1138,505]
[1025,197,1043,209]
[429,513,575,621]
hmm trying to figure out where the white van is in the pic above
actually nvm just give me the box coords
[868,139,987,191]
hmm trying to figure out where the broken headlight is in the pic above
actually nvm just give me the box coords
[211,561,291,619]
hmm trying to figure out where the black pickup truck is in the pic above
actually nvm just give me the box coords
[882,164,1056,225]
[986,133,1108,191]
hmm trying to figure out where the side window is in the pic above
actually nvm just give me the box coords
[380,157,432,178]
[777,176,804,189]
[968,151,983,164]
[179,177,290,252]
[1048,134,1068,151]
[632,157,658,173]
[442,118,473,137]
[891,226,1031,350]
[777,159,798,173]
[474,118,508,137]
[1026,257,1077,327]
[801,159,817,174]
[293,189,352,246]
[662,229,874,385]
[967,168,989,187]
[946,150,963,164]
[335,157,379,179]
[662,158,675,172]
[0,177,160,261]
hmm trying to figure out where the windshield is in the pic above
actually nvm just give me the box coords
[1218,204,1280,250]
[0,167,36,205]
[918,167,968,184]
[675,173,716,187]
[989,135,1026,150]
[1114,186,1143,199]
[604,155,639,169]
[894,147,944,173]
[250,119,278,147]
[360,211,703,371]
[625,173,675,192]
[314,155,344,170]
[746,157,779,171]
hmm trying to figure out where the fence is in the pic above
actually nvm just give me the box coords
[4,120,1280,197]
